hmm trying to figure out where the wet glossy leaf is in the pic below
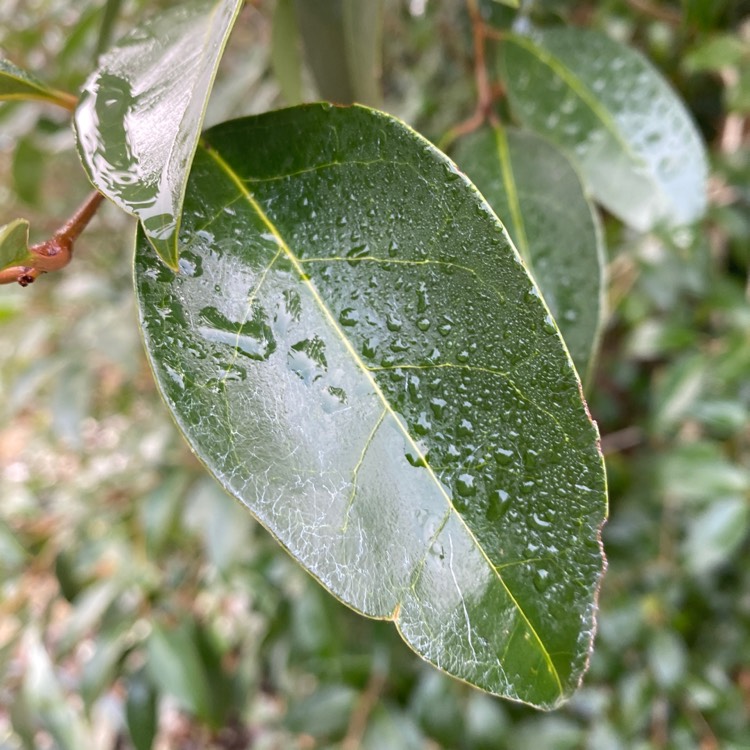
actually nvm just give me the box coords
[0,218,34,272]
[0,58,76,108]
[74,0,243,270]
[134,104,607,708]
[294,0,383,106]
[503,29,708,231]
[453,126,605,381]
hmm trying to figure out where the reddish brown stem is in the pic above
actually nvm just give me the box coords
[1,191,105,285]
[439,0,497,150]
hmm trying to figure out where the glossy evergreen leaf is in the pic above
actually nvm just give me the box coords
[0,58,76,109]
[503,29,708,231]
[453,126,605,381]
[134,104,607,708]
[0,219,34,272]
[294,0,383,106]
[74,0,243,270]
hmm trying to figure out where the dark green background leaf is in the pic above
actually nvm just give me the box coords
[74,0,243,269]
[503,29,708,231]
[294,0,383,106]
[453,126,605,381]
[134,104,606,707]
[271,0,303,105]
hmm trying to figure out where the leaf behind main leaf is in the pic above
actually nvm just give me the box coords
[74,0,243,270]
[453,126,606,382]
[503,29,708,231]
[134,104,607,708]
[0,58,76,109]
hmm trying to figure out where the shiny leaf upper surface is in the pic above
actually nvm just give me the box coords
[134,104,607,708]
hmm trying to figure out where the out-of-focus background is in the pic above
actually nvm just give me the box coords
[1,1,749,748]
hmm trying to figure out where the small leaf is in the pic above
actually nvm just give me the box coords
[135,104,607,707]
[0,58,76,109]
[453,126,605,381]
[492,0,520,7]
[503,29,708,231]
[74,0,243,270]
[271,0,303,104]
[0,219,34,272]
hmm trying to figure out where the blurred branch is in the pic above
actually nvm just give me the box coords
[438,0,498,150]
[0,191,105,286]
[626,0,682,26]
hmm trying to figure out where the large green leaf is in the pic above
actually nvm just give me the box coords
[0,58,77,109]
[74,0,243,270]
[453,126,605,381]
[503,29,708,231]
[134,104,607,708]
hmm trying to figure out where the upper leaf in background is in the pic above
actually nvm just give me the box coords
[293,0,384,106]
[453,126,605,382]
[0,219,34,272]
[0,58,77,109]
[74,0,243,270]
[135,104,607,708]
[271,0,304,105]
[503,29,708,231]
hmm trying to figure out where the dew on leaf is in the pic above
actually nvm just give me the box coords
[533,569,551,593]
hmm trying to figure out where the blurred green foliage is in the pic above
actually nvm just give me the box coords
[1,0,749,748]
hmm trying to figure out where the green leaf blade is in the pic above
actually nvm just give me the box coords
[0,219,34,271]
[134,104,607,707]
[453,126,606,381]
[0,58,75,108]
[503,29,708,231]
[74,0,243,269]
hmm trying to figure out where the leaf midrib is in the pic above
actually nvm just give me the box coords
[202,142,563,698]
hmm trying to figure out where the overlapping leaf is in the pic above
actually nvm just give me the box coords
[134,104,607,707]
[74,0,243,269]
[0,219,34,272]
[453,126,605,381]
[503,29,708,231]
[0,58,77,109]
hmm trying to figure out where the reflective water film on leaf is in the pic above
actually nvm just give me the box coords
[134,104,607,708]
[74,0,242,269]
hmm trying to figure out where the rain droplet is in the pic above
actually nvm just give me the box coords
[487,489,511,521]
[430,398,447,419]
[386,314,402,332]
[339,308,359,327]
[456,473,476,497]
[533,569,551,593]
